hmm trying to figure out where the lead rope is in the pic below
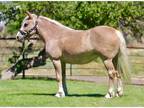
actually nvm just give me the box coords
[14,41,33,65]
[20,15,40,59]
[13,15,39,74]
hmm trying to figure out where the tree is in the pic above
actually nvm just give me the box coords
[0,1,144,41]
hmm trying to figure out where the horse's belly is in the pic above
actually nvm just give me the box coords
[61,52,98,64]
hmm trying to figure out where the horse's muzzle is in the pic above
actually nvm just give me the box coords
[16,35,24,43]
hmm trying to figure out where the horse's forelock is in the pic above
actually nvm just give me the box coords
[22,16,29,25]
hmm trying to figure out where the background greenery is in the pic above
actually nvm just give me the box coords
[0,1,144,43]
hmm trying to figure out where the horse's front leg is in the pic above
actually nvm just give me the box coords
[52,59,65,98]
[61,61,68,95]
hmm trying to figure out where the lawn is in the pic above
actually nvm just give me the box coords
[0,78,144,107]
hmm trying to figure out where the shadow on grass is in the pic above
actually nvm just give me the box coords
[11,92,104,97]
[68,93,104,97]
[15,76,56,81]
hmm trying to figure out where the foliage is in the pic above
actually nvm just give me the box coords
[0,1,144,42]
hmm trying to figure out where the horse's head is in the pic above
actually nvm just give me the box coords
[16,11,38,42]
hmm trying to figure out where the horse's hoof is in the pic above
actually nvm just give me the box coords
[116,91,123,97]
[105,94,112,99]
[105,92,115,99]
[55,92,65,98]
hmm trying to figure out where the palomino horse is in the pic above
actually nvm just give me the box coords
[16,12,130,98]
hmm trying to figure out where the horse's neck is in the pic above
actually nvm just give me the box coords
[37,18,57,42]
[37,17,74,42]
[37,16,86,44]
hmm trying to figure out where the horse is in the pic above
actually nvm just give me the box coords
[16,11,130,98]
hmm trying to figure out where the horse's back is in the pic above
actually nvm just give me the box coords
[89,26,121,58]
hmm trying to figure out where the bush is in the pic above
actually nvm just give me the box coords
[0,1,144,42]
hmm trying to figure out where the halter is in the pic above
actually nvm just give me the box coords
[19,19,38,39]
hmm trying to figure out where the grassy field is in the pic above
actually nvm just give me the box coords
[0,78,144,107]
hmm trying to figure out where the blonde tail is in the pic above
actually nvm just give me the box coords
[115,30,131,82]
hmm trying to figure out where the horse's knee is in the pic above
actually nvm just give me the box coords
[56,77,61,82]
[55,74,62,82]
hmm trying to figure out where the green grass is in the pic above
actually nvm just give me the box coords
[0,79,144,107]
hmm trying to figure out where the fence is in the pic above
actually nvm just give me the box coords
[0,38,144,78]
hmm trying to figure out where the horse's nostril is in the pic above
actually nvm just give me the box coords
[16,36,19,40]
[16,36,24,43]
[16,36,21,41]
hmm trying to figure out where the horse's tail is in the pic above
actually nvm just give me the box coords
[114,30,131,82]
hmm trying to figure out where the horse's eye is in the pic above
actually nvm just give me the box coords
[24,23,28,27]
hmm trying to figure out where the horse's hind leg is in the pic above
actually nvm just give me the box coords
[115,72,123,97]
[103,59,117,98]
[113,58,123,97]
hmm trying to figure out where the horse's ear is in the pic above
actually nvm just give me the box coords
[26,11,33,19]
